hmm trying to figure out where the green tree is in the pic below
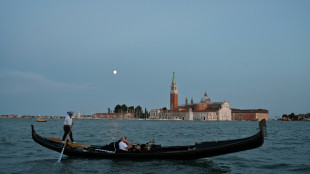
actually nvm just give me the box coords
[121,104,128,113]
[128,106,134,113]
[288,113,297,120]
[114,104,122,113]
[135,105,143,118]
[144,108,149,119]
[113,104,148,118]
[282,114,288,119]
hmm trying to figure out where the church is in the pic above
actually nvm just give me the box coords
[149,72,268,121]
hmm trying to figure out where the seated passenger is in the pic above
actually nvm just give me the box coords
[135,144,141,151]
[119,137,133,151]
[131,144,142,152]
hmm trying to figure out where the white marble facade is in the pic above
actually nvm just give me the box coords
[149,101,232,121]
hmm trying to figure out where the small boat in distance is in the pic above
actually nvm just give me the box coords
[37,114,46,122]
[31,119,267,160]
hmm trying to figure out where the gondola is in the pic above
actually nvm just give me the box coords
[31,119,267,160]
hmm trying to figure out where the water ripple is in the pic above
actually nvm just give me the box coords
[0,119,310,174]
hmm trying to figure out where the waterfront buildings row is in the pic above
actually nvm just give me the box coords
[1,73,269,121]
[149,72,269,121]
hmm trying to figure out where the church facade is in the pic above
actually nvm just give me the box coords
[149,72,268,121]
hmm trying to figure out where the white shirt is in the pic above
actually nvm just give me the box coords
[64,115,73,126]
[119,141,128,151]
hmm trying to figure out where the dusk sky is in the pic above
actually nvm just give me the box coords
[1,1,309,118]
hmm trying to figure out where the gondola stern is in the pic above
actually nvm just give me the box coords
[259,119,267,137]
[31,124,35,133]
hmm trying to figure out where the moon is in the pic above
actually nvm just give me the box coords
[113,70,117,75]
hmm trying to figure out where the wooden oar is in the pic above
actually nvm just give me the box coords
[57,130,71,163]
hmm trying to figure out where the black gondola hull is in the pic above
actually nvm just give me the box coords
[31,119,266,160]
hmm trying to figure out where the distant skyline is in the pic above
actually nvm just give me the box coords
[1,1,309,118]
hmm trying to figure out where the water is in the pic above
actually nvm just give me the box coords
[0,118,309,174]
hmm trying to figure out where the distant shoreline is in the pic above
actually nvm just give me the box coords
[0,115,64,119]
[0,115,140,120]
[2,114,307,121]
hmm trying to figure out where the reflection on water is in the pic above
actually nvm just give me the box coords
[42,158,230,174]
[108,121,121,142]
[21,157,230,174]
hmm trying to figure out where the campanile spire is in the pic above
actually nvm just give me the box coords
[170,72,178,111]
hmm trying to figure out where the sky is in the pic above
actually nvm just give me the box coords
[1,0,309,118]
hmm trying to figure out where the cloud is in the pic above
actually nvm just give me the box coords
[0,70,89,94]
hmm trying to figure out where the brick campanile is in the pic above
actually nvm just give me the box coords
[170,72,178,111]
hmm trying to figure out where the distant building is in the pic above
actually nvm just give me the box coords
[149,72,268,121]
[231,109,269,121]
[77,111,81,119]
[297,113,310,120]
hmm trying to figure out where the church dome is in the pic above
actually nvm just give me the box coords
[201,92,211,103]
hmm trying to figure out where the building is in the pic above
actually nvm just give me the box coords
[231,109,269,121]
[149,72,268,121]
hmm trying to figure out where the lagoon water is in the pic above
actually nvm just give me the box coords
[0,118,309,174]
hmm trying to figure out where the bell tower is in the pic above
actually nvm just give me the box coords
[170,72,178,111]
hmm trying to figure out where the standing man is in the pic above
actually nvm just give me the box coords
[62,111,75,143]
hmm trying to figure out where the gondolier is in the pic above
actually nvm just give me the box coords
[62,111,75,143]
